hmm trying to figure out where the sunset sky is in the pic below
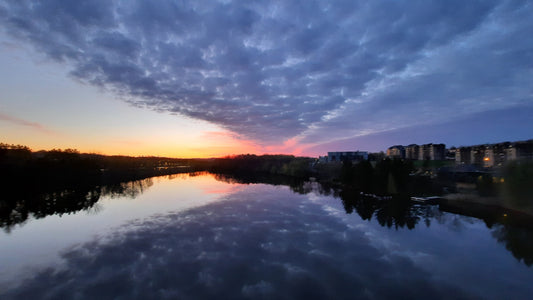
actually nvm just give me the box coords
[1,0,532,158]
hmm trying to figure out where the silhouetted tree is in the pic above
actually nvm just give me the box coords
[502,161,533,208]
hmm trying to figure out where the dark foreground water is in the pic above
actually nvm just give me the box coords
[1,173,532,299]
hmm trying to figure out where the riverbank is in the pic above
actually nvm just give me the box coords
[442,193,533,219]
[441,181,533,218]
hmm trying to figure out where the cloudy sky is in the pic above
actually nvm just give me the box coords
[1,0,532,157]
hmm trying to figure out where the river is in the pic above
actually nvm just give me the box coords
[1,172,532,299]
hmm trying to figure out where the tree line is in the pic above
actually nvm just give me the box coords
[0,143,197,189]
[2,142,531,207]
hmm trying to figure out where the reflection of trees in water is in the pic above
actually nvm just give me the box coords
[492,225,533,267]
[212,173,307,193]
[218,173,533,268]
[338,185,533,267]
[339,188,434,230]
[0,177,154,232]
[213,173,245,185]
[166,173,195,181]
[437,200,533,267]
[3,171,533,268]
[101,178,153,199]
[338,186,533,268]
[0,186,101,233]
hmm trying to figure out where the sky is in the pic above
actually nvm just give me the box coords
[0,0,532,158]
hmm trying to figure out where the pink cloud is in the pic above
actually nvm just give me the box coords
[0,112,55,134]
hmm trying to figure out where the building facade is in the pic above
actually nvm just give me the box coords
[386,143,445,160]
[416,143,445,160]
[386,145,405,159]
[405,144,420,160]
[455,147,471,165]
[455,140,533,167]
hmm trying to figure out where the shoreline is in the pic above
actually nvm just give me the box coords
[440,193,533,227]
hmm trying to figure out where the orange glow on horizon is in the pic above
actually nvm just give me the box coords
[1,112,314,158]
[1,129,291,158]
[6,143,260,159]
[1,137,315,158]
[67,137,262,159]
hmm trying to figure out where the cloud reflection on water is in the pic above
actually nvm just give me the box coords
[3,185,470,299]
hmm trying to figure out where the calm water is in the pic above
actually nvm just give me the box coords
[1,172,532,299]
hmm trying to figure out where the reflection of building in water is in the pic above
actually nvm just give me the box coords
[320,151,369,163]
[455,140,533,167]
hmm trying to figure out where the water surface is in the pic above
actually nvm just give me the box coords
[1,173,532,299]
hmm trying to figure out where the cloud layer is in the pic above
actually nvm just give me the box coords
[1,0,532,148]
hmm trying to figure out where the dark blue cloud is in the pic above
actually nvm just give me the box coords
[0,0,531,147]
